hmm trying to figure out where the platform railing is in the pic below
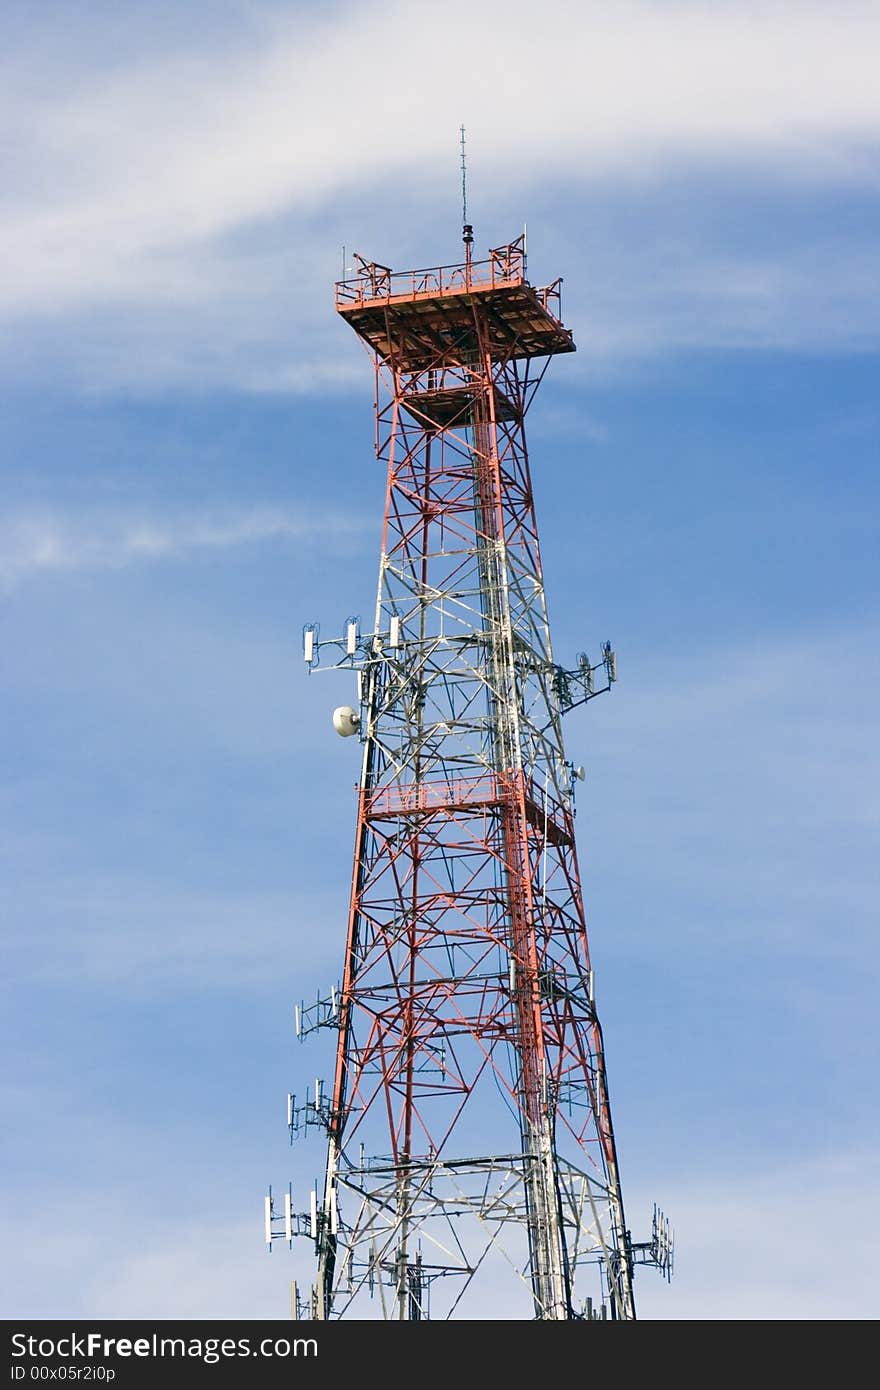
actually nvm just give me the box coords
[335,239,530,310]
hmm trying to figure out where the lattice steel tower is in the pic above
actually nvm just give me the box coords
[266,226,671,1320]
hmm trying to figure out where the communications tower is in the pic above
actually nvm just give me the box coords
[266,225,672,1319]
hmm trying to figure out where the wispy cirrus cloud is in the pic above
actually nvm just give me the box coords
[6,0,880,306]
[2,1,880,389]
[0,505,364,590]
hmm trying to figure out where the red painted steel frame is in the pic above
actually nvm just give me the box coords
[310,236,634,1321]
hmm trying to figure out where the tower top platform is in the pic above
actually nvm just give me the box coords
[335,234,575,370]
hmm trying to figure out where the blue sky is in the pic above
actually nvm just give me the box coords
[2,0,879,1320]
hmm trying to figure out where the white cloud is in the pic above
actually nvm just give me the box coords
[0,1192,295,1321]
[2,1,880,386]
[88,1220,292,1321]
[0,505,363,589]
[3,1149,877,1318]
[632,1149,880,1320]
[7,0,880,291]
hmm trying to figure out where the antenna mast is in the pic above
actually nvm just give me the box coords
[460,123,473,274]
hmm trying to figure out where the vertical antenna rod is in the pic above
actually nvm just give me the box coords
[460,123,473,274]
[460,123,467,225]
